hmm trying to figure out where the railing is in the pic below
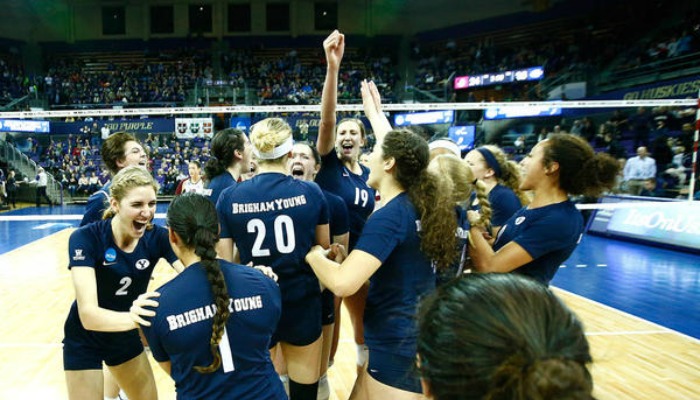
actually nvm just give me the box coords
[597,51,700,92]
[0,140,64,204]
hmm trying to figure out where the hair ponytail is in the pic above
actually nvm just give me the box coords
[166,193,231,374]
[382,130,458,270]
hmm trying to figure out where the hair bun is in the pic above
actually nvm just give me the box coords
[524,358,593,399]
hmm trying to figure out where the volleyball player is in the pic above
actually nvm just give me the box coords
[316,30,384,372]
[464,145,529,237]
[203,128,252,204]
[130,193,286,399]
[80,132,148,227]
[427,154,491,285]
[216,118,330,400]
[288,141,350,399]
[306,129,458,399]
[417,274,594,400]
[468,134,619,285]
[176,160,205,195]
[63,166,183,400]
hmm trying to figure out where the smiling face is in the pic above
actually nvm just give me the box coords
[118,140,148,170]
[335,120,365,163]
[111,185,157,239]
[288,143,319,181]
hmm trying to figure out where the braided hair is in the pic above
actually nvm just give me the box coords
[166,193,231,374]
[381,129,458,270]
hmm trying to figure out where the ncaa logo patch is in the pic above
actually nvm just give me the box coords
[105,248,117,262]
[135,259,150,270]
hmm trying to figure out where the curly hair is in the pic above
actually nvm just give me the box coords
[542,134,620,197]
[204,128,247,180]
[382,130,458,270]
[167,193,230,374]
[101,132,140,175]
[429,154,492,229]
[102,165,158,228]
[417,273,594,400]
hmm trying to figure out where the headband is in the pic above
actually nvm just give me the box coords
[253,136,294,160]
[428,139,461,157]
[476,147,502,178]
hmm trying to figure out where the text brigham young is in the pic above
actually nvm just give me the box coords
[232,195,307,214]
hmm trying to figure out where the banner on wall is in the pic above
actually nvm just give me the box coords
[587,195,700,253]
[50,119,174,135]
[592,75,700,101]
[175,118,214,139]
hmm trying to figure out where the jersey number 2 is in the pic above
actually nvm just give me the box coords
[115,277,132,296]
[247,215,296,257]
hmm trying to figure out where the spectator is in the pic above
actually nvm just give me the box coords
[623,146,657,195]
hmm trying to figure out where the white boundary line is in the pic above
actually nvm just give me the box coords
[0,213,167,222]
[553,287,700,344]
[0,99,696,119]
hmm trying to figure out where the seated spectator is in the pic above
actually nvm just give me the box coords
[76,173,90,195]
[639,177,663,197]
[417,273,594,400]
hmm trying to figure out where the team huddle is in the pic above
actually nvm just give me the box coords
[61,31,620,400]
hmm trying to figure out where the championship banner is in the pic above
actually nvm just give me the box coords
[175,118,214,139]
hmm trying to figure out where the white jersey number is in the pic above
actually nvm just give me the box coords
[354,188,369,207]
[115,277,132,296]
[220,328,235,372]
[247,215,296,257]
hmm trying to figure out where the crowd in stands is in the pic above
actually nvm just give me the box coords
[501,105,696,199]
[41,49,211,107]
[614,11,700,71]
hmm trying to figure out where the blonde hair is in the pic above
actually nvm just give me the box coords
[430,154,491,229]
[250,118,293,164]
[480,145,530,206]
[102,166,159,224]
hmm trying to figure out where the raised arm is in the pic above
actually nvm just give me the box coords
[317,30,345,156]
[360,79,393,147]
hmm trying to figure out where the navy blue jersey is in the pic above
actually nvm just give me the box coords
[489,184,523,228]
[315,152,375,249]
[493,200,583,285]
[436,206,470,287]
[80,182,111,226]
[323,189,349,240]
[68,219,178,311]
[141,261,285,400]
[217,172,329,303]
[206,172,237,205]
[354,193,435,358]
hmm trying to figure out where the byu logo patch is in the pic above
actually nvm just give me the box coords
[515,216,526,225]
[135,259,150,270]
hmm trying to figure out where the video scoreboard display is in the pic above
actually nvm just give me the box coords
[454,66,544,90]
[393,110,454,127]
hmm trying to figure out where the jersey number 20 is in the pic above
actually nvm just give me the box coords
[247,215,296,257]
